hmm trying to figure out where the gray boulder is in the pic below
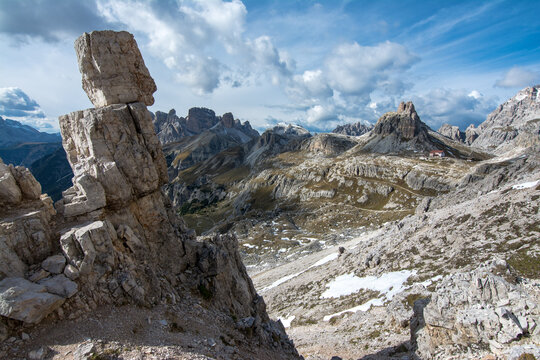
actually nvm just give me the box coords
[0,277,64,324]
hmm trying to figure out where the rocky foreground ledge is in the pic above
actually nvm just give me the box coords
[0,30,299,359]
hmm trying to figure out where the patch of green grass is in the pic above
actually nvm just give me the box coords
[404,293,425,307]
[213,166,250,184]
[507,249,540,279]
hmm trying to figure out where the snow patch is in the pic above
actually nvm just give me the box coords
[261,271,304,292]
[512,180,539,189]
[278,314,295,328]
[321,270,416,299]
[323,299,383,321]
[419,275,443,287]
[309,253,338,269]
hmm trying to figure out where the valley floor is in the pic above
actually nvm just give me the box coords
[251,161,540,359]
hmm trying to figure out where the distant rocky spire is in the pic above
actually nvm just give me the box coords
[372,101,428,141]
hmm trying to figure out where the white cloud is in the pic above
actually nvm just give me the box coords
[494,67,540,88]
[0,87,58,132]
[96,0,292,95]
[325,41,418,97]
[411,88,497,130]
[306,104,335,124]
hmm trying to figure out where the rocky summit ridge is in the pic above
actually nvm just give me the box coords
[0,30,298,360]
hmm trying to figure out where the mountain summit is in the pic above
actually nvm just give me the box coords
[468,85,540,154]
[359,101,447,154]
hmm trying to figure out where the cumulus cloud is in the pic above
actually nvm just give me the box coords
[0,0,107,42]
[0,87,57,132]
[411,88,497,130]
[325,41,418,98]
[96,0,292,94]
[494,67,540,88]
[282,41,418,130]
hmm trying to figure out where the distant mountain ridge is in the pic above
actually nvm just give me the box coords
[332,122,373,136]
[0,116,60,147]
[153,107,258,145]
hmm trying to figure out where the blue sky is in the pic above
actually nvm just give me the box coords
[1,0,539,133]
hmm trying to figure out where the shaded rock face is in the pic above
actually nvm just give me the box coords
[465,124,480,145]
[372,102,429,141]
[438,124,465,142]
[186,107,219,134]
[75,31,156,107]
[412,260,540,358]
[332,122,373,136]
[0,30,298,358]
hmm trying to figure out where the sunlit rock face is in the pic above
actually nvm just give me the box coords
[75,30,157,108]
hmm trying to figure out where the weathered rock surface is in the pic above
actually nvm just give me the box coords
[58,102,168,216]
[75,30,156,108]
[412,260,540,358]
[0,277,64,323]
[0,161,56,279]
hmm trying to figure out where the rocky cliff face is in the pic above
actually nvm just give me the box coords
[332,122,373,136]
[470,85,540,154]
[437,123,465,142]
[0,30,298,359]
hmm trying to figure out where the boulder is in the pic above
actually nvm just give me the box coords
[60,220,116,277]
[9,165,42,200]
[39,275,78,298]
[0,277,64,324]
[75,30,156,107]
[0,159,22,205]
[41,255,66,274]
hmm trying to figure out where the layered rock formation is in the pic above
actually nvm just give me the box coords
[332,122,373,136]
[0,30,298,359]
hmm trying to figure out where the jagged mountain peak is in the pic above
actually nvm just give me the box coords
[372,101,429,140]
[469,85,540,154]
